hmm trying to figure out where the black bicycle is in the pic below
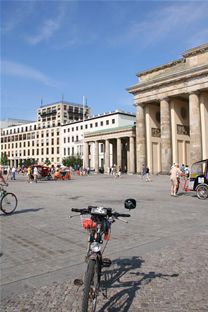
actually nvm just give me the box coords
[0,184,18,214]
[70,198,136,312]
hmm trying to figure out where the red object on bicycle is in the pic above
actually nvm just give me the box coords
[82,219,96,229]
[104,231,109,240]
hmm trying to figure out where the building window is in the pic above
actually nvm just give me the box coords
[106,120,109,125]
[100,121,103,126]
[90,123,93,128]
[112,119,115,124]
[95,122,98,127]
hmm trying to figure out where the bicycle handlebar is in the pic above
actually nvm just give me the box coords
[71,207,131,218]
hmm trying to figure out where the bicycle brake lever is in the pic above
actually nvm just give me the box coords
[69,214,80,218]
[117,217,128,223]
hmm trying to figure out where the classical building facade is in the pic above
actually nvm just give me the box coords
[128,44,208,174]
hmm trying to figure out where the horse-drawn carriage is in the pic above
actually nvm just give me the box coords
[30,165,53,181]
[189,159,208,199]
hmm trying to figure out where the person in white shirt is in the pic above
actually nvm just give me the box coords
[33,166,38,183]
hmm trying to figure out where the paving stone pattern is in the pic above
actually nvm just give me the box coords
[0,174,208,311]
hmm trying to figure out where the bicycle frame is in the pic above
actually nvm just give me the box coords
[71,199,136,312]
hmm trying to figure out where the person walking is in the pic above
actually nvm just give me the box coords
[27,166,32,183]
[11,166,16,180]
[145,167,151,182]
[33,166,38,183]
[0,166,8,185]
[170,163,181,196]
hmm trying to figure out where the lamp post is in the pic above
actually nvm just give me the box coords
[82,96,85,170]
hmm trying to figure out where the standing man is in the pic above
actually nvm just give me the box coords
[170,163,181,196]
[33,166,38,183]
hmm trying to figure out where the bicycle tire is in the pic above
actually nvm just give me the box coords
[196,184,208,200]
[82,258,101,312]
[1,192,18,214]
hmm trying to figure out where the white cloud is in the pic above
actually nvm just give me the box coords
[24,3,68,45]
[109,2,208,47]
[1,60,57,87]
[26,19,61,45]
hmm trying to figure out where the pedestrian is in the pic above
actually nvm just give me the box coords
[145,167,151,182]
[11,166,16,180]
[0,166,8,185]
[27,166,32,183]
[118,166,122,178]
[33,166,38,183]
[170,163,181,196]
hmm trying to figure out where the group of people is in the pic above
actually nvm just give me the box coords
[170,163,190,196]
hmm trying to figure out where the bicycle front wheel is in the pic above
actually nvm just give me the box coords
[1,192,18,214]
[82,258,101,312]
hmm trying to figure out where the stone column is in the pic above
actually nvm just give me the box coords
[112,140,117,166]
[94,141,99,173]
[160,98,172,173]
[170,99,177,164]
[129,136,135,174]
[189,92,202,164]
[117,138,122,169]
[200,92,208,160]
[83,142,89,169]
[136,104,146,174]
[104,139,110,173]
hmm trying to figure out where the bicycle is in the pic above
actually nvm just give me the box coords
[0,184,18,215]
[70,198,136,312]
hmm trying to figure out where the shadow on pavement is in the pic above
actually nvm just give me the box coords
[99,256,178,312]
[0,207,44,216]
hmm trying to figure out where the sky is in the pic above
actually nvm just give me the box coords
[1,0,208,121]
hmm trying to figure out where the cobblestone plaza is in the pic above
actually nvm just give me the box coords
[1,174,208,311]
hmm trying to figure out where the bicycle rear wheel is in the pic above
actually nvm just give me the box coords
[1,192,18,214]
[196,184,208,200]
[82,258,101,312]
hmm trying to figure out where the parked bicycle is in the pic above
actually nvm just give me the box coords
[70,198,136,312]
[0,184,18,214]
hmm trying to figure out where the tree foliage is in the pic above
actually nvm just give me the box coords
[44,158,51,166]
[0,152,9,165]
[62,156,83,169]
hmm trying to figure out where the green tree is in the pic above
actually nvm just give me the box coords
[0,152,9,165]
[22,158,37,167]
[44,158,51,166]
[62,156,83,169]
